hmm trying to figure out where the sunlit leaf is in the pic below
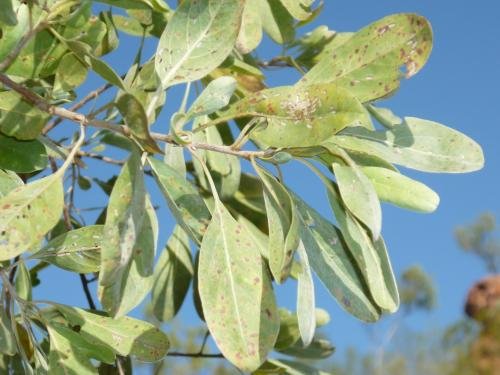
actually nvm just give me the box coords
[0,170,22,198]
[199,200,279,372]
[116,93,161,153]
[362,166,439,213]
[0,173,63,261]
[215,82,370,148]
[56,305,169,362]
[152,225,193,321]
[53,53,88,93]
[295,195,380,322]
[95,0,170,12]
[0,91,50,140]
[236,1,262,53]
[148,157,211,244]
[279,0,313,20]
[155,0,244,89]
[98,150,147,317]
[254,163,299,283]
[259,0,294,44]
[331,117,484,173]
[296,241,315,346]
[33,226,102,274]
[187,76,237,118]
[300,14,433,102]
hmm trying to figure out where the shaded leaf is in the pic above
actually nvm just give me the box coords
[0,0,17,26]
[254,163,299,283]
[331,117,484,173]
[216,82,370,148]
[198,200,279,372]
[98,150,146,317]
[155,0,244,89]
[53,53,88,93]
[366,104,402,128]
[33,226,103,274]
[148,157,211,244]
[56,305,169,362]
[300,14,433,102]
[152,225,193,322]
[259,0,294,44]
[0,307,16,355]
[0,91,50,140]
[187,76,237,118]
[362,166,439,213]
[116,93,161,153]
[295,195,380,321]
[279,338,335,359]
[14,261,31,301]
[0,170,22,198]
[0,135,47,173]
[0,174,63,261]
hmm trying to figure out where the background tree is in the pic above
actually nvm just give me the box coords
[0,0,485,373]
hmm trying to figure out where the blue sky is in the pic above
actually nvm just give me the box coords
[35,0,500,371]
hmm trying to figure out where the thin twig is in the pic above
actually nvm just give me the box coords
[76,150,126,165]
[0,73,274,161]
[166,352,224,359]
[198,330,211,354]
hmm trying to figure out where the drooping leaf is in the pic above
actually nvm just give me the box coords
[116,93,161,153]
[55,305,169,362]
[47,324,97,375]
[274,308,301,350]
[53,53,88,93]
[296,241,315,347]
[294,195,380,322]
[331,163,381,240]
[259,0,294,45]
[0,173,63,261]
[155,0,244,89]
[32,226,103,273]
[215,82,370,148]
[0,170,22,198]
[0,135,47,173]
[279,0,313,20]
[264,359,329,375]
[198,200,279,372]
[361,166,439,213]
[236,1,262,53]
[326,180,398,312]
[148,157,211,244]
[366,104,402,128]
[187,76,236,118]
[254,163,299,283]
[0,307,16,356]
[98,150,146,317]
[14,261,31,301]
[279,338,335,359]
[151,225,193,322]
[163,143,186,177]
[0,91,50,140]
[331,117,485,173]
[300,13,433,102]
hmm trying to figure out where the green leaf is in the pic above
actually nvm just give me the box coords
[362,166,439,213]
[32,225,103,274]
[331,117,485,173]
[151,225,193,322]
[148,157,211,244]
[14,261,31,301]
[198,200,279,372]
[186,76,237,118]
[279,338,335,359]
[259,0,294,44]
[0,307,16,356]
[0,91,50,140]
[0,173,63,261]
[279,0,313,20]
[366,104,402,128]
[95,0,170,12]
[300,14,433,102]
[116,93,161,153]
[296,241,315,346]
[217,82,370,148]
[55,305,169,362]
[331,163,381,240]
[47,324,97,375]
[295,196,381,322]
[325,180,398,312]
[265,359,329,375]
[0,170,22,198]
[275,308,301,350]
[254,163,299,283]
[0,2,29,63]
[163,142,186,177]
[53,53,88,93]
[98,150,147,317]
[0,135,47,173]
[155,0,244,88]
[0,0,17,26]
[236,1,262,53]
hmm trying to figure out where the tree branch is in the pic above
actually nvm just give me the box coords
[0,73,274,160]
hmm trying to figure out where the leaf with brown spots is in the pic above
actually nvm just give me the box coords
[300,13,433,102]
[198,200,279,372]
[55,305,170,363]
[155,0,244,89]
[253,162,299,284]
[148,156,211,244]
[0,173,63,261]
[213,82,370,148]
[331,117,485,173]
[98,149,148,318]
